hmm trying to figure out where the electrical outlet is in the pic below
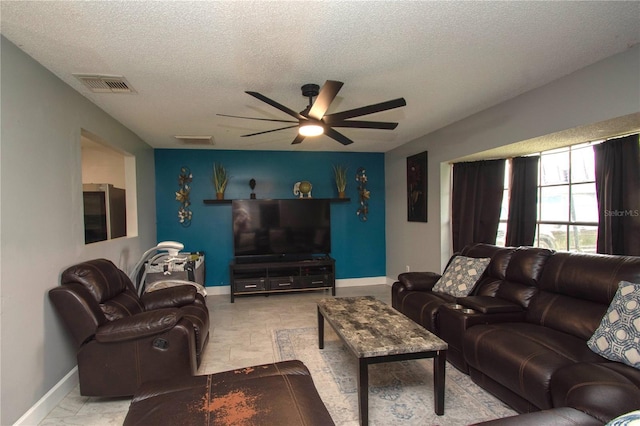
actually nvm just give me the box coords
[406,265,410,272]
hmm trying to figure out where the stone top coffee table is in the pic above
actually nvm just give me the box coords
[317,296,448,426]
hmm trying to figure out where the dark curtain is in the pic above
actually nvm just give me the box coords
[452,159,506,252]
[594,134,640,256]
[505,156,540,247]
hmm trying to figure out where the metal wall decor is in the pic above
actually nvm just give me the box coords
[355,167,369,221]
[176,166,193,227]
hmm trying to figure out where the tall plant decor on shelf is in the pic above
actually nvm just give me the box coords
[333,164,348,198]
[212,163,229,199]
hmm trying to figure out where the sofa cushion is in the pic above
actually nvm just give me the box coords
[551,362,640,423]
[587,281,640,369]
[470,407,602,426]
[432,256,490,297]
[463,322,605,410]
[395,289,455,332]
[462,244,517,297]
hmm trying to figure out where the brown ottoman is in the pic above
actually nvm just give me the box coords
[123,360,334,425]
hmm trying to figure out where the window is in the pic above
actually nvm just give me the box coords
[497,142,600,252]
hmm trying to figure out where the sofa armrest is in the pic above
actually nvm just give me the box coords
[141,285,197,310]
[96,308,183,343]
[397,272,441,291]
[457,296,524,314]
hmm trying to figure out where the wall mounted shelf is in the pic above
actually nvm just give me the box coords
[203,199,232,205]
[203,198,350,205]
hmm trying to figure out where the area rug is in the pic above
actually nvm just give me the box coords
[273,327,517,426]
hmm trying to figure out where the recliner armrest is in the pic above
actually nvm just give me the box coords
[397,272,441,291]
[95,308,183,343]
[456,296,524,314]
[141,286,197,310]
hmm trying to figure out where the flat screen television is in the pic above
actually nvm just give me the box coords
[232,199,331,262]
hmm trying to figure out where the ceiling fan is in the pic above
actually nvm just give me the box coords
[218,80,406,145]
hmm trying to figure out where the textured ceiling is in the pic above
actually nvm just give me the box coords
[1,1,639,152]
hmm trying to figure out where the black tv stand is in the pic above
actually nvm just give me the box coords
[234,253,318,264]
[229,257,336,302]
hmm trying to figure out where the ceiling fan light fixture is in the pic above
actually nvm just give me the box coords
[222,80,405,146]
[298,123,324,137]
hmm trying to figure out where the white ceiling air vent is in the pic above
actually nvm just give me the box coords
[73,74,136,93]
[174,136,213,146]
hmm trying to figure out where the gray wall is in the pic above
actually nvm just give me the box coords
[385,45,640,279]
[0,36,157,424]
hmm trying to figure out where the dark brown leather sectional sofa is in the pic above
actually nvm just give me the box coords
[392,243,640,424]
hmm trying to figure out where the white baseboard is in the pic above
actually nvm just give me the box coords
[206,285,231,296]
[335,276,388,287]
[14,367,78,426]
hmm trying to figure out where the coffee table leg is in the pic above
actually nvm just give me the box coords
[317,307,324,349]
[358,359,369,426]
[434,350,446,415]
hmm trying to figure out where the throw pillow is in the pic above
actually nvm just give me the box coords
[587,281,640,370]
[605,410,640,426]
[432,256,491,297]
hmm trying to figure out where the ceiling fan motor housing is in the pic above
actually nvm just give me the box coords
[301,84,320,98]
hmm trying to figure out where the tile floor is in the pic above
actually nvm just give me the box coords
[39,284,391,425]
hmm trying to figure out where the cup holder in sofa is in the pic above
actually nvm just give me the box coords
[446,303,476,314]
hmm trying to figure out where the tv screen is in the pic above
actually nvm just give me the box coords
[232,199,331,260]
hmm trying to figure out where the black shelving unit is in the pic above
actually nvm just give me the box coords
[229,257,335,302]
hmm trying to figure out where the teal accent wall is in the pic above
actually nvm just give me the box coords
[155,149,385,287]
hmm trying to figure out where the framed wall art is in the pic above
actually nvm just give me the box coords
[407,151,428,222]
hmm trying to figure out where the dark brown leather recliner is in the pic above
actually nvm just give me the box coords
[49,258,210,397]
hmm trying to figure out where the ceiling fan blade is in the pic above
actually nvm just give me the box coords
[245,91,305,120]
[308,80,344,120]
[328,120,398,130]
[241,125,299,137]
[324,127,354,146]
[324,98,407,122]
[291,134,306,145]
[217,113,297,124]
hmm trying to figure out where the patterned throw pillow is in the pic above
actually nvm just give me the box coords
[432,256,491,297]
[606,410,640,426]
[587,281,640,370]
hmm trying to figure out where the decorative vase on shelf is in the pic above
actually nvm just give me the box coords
[338,191,346,199]
[216,192,224,200]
